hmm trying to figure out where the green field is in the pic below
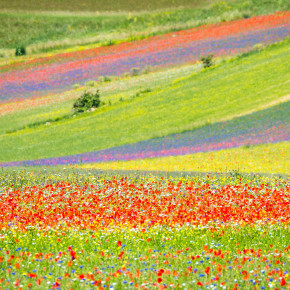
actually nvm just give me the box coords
[0,62,203,134]
[0,0,214,11]
[0,40,289,163]
[0,0,289,56]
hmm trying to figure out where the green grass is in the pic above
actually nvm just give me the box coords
[0,0,213,12]
[0,62,202,135]
[0,0,289,56]
[1,225,288,289]
[0,40,289,163]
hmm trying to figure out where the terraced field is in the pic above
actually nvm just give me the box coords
[1,0,289,56]
[1,99,289,170]
[1,12,289,103]
[1,38,289,165]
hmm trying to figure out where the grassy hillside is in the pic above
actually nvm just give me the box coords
[0,0,213,11]
[1,0,288,12]
[0,0,289,56]
[0,63,201,135]
[81,142,290,175]
[0,40,289,163]
[2,100,288,167]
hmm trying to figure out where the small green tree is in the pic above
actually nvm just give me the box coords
[200,54,214,68]
[73,90,101,113]
[15,46,26,56]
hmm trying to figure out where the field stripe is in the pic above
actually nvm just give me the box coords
[0,12,289,103]
[82,142,290,175]
[1,102,289,167]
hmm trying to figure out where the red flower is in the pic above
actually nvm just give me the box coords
[280,278,286,286]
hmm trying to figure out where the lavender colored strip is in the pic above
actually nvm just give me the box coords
[1,102,289,167]
[0,25,289,103]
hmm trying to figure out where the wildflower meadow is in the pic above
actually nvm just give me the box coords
[0,0,289,289]
[0,171,289,289]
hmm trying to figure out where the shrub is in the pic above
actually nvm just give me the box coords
[15,46,26,56]
[104,76,111,82]
[73,90,101,113]
[105,40,115,46]
[98,76,111,83]
[200,54,214,68]
[86,80,97,87]
[243,13,250,19]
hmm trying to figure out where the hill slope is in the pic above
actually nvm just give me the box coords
[0,0,289,56]
[0,40,289,163]
[1,12,289,103]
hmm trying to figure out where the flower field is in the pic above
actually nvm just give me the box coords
[82,142,290,175]
[0,3,290,289]
[0,171,289,289]
[0,12,289,104]
[1,37,289,164]
[1,101,289,168]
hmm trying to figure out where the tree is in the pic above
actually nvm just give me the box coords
[200,54,214,68]
[73,90,101,113]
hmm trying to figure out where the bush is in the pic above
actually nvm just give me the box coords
[86,80,97,87]
[200,54,214,68]
[99,76,111,82]
[104,76,111,82]
[15,46,26,56]
[73,90,101,113]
